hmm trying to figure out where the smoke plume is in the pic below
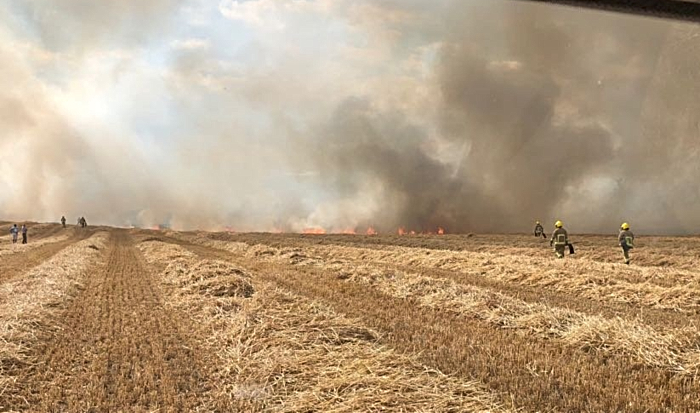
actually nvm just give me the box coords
[1,0,698,234]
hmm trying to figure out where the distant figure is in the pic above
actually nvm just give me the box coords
[534,221,546,239]
[618,222,635,265]
[61,216,66,228]
[10,224,18,244]
[79,217,87,228]
[549,221,569,259]
[21,224,27,244]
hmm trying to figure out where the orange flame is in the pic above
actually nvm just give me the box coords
[398,227,407,236]
[366,227,377,236]
[303,227,326,235]
[410,230,416,235]
[340,228,357,235]
[438,227,445,235]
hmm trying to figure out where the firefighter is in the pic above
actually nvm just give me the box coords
[21,224,27,244]
[549,221,568,258]
[534,221,546,239]
[61,216,66,228]
[619,222,634,265]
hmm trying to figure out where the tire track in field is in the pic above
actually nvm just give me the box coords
[26,230,207,412]
[0,229,93,283]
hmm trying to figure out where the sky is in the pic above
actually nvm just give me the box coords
[1,0,699,234]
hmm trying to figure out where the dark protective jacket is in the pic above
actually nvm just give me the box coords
[551,227,568,245]
[619,229,635,248]
[534,224,544,235]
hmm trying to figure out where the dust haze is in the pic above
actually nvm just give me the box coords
[1,0,698,234]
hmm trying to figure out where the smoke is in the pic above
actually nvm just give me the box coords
[1,0,699,234]
[3,0,181,53]
[300,1,695,234]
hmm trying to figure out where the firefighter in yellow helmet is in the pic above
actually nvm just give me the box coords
[549,221,568,258]
[618,222,634,265]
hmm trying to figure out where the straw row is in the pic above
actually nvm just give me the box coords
[185,235,700,312]
[0,232,109,408]
[180,237,700,375]
[138,240,511,412]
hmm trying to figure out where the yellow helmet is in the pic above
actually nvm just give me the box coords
[555,220,563,228]
[621,222,630,230]
[536,221,540,224]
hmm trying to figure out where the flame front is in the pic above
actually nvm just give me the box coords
[366,227,377,236]
[303,227,326,235]
[396,227,445,235]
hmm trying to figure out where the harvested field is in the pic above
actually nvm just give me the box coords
[0,231,108,409]
[2,225,699,411]
[0,227,95,284]
[137,240,508,412]
[168,230,700,411]
[180,232,700,315]
[0,233,71,256]
[211,232,700,271]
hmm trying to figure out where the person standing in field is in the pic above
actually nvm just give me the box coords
[619,222,634,265]
[10,224,19,244]
[61,216,66,228]
[549,221,568,259]
[21,224,28,244]
[534,221,546,239]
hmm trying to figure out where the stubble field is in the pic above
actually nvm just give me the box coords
[1,223,698,412]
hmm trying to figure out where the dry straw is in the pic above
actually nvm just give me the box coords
[0,233,72,257]
[204,240,700,313]
[138,240,511,412]
[182,237,700,376]
[0,232,108,408]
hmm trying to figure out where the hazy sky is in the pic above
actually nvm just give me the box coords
[1,0,698,234]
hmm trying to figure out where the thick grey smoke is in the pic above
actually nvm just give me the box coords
[302,1,699,234]
[1,0,699,234]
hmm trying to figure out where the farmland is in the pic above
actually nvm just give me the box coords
[1,224,699,412]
